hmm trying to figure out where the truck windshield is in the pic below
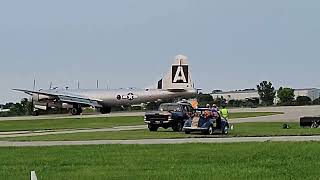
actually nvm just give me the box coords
[159,104,181,112]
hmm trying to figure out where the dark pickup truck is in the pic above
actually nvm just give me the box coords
[144,102,194,132]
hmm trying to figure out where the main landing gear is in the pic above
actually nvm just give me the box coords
[100,107,112,114]
[71,107,83,115]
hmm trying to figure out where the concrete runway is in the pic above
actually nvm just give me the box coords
[230,105,320,123]
[0,135,319,147]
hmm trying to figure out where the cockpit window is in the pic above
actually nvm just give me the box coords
[159,104,181,112]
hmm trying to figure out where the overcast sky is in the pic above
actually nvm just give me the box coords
[0,0,320,103]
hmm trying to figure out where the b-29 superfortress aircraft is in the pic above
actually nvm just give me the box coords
[14,55,197,115]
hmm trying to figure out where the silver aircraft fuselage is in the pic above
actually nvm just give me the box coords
[44,88,197,107]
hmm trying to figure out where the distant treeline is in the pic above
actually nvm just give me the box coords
[200,81,320,108]
[0,98,33,117]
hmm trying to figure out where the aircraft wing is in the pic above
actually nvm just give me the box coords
[58,95,102,107]
[13,89,103,108]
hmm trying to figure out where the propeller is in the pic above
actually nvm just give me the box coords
[30,78,36,115]
[33,78,36,90]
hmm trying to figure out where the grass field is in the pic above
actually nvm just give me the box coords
[0,142,319,180]
[0,116,143,132]
[3,122,320,141]
[0,112,282,132]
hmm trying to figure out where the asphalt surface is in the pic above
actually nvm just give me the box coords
[230,105,320,123]
[0,135,320,147]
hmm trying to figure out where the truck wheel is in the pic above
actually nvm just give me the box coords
[32,110,39,116]
[100,107,111,114]
[148,124,158,132]
[177,122,184,132]
[173,122,183,132]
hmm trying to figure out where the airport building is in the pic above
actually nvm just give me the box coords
[211,88,320,104]
[0,105,10,112]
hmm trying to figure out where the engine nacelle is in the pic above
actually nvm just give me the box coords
[32,94,53,101]
[62,103,73,109]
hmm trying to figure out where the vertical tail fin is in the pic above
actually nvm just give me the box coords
[158,55,194,90]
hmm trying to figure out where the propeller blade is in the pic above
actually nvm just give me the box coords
[33,78,36,91]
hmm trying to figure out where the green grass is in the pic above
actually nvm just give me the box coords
[0,112,281,132]
[0,116,143,132]
[2,129,188,141]
[231,122,320,137]
[0,142,320,180]
[3,122,320,141]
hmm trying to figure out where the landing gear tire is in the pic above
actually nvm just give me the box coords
[32,110,39,116]
[71,108,82,115]
[148,124,158,132]
[100,107,111,114]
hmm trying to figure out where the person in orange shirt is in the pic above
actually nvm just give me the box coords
[204,104,213,119]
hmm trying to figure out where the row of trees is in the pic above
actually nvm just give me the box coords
[198,93,261,108]
[199,81,318,108]
[0,98,33,117]
[197,93,225,107]
[257,81,316,106]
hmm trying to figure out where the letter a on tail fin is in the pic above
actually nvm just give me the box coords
[158,55,194,91]
[172,65,188,83]
[31,171,38,180]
